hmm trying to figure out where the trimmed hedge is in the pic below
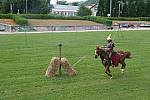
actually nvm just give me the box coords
[1,14,149,26]
[20,14,84,20]
[0,14,11,19]
[139,17,150,21]
[0,14,28,25]
[10,14,28,25]
[84,16,112,26]
[106,17,150,21]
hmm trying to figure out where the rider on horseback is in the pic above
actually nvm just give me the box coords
[104,34,115,65]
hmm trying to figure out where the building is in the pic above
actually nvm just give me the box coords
[51,4,98,16]
[51,4,79,16]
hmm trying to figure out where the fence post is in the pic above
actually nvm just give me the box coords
[58,42,62,76]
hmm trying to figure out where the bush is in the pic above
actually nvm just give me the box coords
[10,14,28,25]
[77,5,92,16]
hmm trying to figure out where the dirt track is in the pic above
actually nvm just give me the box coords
[28,19,101,26]
[0,19,16,25]
[0,19,100,26]
[0,19,149,26]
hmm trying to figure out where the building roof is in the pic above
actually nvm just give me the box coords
[52,4,79,12]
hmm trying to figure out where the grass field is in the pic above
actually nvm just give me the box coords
[0,30,150,100]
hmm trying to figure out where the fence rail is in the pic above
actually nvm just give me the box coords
[1,23,150,33]
[0,24,108,32]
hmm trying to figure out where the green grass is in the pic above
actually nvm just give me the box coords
[0,30,150,100]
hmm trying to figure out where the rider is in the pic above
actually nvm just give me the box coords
[105,34,115,64]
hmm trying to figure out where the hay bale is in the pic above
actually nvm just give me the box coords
[45,57,60,77]
[61,58,76,76]
[45,57,76,77]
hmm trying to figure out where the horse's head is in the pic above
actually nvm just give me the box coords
[95,45,102,58]
[95,45,107,59]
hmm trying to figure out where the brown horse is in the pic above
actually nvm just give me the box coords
[95,46,131,79]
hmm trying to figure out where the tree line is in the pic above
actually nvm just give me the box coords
[96,0,150,17]
[0,0,149,17]
[0,0,51,14]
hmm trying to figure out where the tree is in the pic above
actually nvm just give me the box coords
[96,0,106,16]
[112,0,119,17]
[84,0,98,5]
[0,1,3,13]
[146,1,150,16]
[0,1,2,13]
[27,0,51,14]
[128,0,136,17]
[96,0,149,17]
[71,2,79,6]
[121,0,128,17]
[2,0,10,14]
[56,0,67,5]
[136,0,146,17]
[77,5,92,16]
[0,0,51,14]
[121,0,147,17]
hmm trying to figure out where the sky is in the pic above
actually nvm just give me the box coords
[51,0,86,4]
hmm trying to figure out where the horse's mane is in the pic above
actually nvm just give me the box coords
[96,46,107,56]
[96,46,107,52]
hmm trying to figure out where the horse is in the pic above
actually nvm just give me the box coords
[94,46,131,79]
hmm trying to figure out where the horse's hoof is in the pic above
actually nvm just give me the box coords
[110,77,113,80]
[121,69,125,74]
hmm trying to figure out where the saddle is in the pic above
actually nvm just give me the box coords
[111,52,121,66]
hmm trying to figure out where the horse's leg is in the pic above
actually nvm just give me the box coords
[108,68,113,79]
[105,65,113,79]
[121,61,126,74]
[119,57,125,74]
[105,71,113,79]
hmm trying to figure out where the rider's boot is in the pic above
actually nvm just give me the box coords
[109,53,113,66]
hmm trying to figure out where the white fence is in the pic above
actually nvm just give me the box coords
[0,24,108,32]
[1,23,150,33]
[0,23,12,32]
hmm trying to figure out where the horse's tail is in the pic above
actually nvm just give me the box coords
[125,51,131,59]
